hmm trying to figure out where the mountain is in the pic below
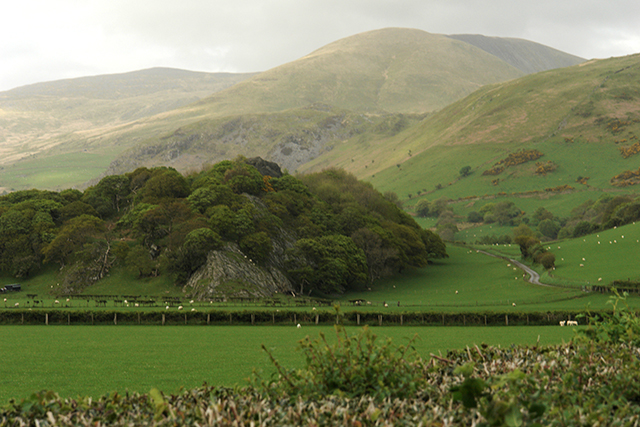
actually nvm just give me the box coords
[0,68,256,192]
[0,28,584,191]
[304,53,640,220]
[446,34,585,74]
[100,28,584,179]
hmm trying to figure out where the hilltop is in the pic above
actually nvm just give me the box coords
[0,28,583,191]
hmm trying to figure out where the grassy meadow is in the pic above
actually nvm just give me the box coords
[0,324,578,403]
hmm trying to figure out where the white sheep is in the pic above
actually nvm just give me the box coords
[14,302,19,307]
[297,323,301,328]
[178,306,183,310]
[559,321,566,326]
[567,320,578,326]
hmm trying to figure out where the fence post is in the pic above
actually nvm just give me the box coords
[400,314,403,326]
[46,313,48,326]
[184,314,187,325]
[251,314,255,325]
[357,313,360,325]
[378,314,382,326]
[162,314,165,326]
[114,313,117,325]
[272,313,275,324]
[22,313,24,325]
[208,314,211,325]
[294,314,297,325]
[316,314,319,325]
[505,314,509,326]
[484,315,487,326]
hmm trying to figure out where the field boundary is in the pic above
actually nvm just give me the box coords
[0,308,597,327]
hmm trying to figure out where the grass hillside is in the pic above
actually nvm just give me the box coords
[301,53,640,224]
[193,28,525,115]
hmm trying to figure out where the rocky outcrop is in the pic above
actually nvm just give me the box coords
[245,157,283,177]
[184,242,293,299]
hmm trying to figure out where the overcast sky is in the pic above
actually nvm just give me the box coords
[2,0,639,92]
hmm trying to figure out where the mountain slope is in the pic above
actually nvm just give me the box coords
[446,34,585,74]
[302,53,640,219]
[193,28,526,115]
[100,28,531,178]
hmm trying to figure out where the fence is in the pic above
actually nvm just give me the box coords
[0,308,596,327]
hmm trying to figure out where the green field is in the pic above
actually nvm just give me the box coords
[0,324,578,404]
[4,242,640,313]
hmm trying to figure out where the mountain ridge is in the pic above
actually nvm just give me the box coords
[0,27,586,191]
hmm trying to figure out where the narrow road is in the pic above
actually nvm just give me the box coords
[477,250,550,287]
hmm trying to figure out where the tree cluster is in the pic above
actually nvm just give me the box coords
[0,159,446,296]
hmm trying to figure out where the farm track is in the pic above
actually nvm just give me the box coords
[477,250,552,287]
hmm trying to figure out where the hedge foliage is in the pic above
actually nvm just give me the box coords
[0,308,588,327]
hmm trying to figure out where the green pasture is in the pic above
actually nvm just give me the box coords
[340,245,637,312]
[541,221,640,286]
[4,243,640,313]
[0,152,113,191]
[0,324,578,404]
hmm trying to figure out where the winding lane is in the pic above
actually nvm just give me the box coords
[477,250,550,287]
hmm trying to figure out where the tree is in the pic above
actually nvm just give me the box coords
[351,228,399,284]
[239,232,272,263]
[459,166,472,177]
[538,219,560,239]
[42,215,105,266]
[415,200,430,218]
[170,228,222,284]
[539,252,556,270]
[126,245,156,278]
[467,211,484,223]
[287,235,367,294]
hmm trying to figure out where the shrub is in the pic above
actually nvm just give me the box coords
[251,325,429,401]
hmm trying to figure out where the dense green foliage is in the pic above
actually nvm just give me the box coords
[0,159,446,296]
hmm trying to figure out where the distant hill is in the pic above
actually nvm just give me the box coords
[446,34,585,74]
[100,28,546,178]
[0,28,585,191]
[302,53,640,220]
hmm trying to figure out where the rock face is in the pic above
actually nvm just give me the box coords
[184,243,293,299]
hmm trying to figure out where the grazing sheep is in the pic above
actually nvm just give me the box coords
[559,321,566,326]
[166,306,169,310]
[178,306,183,310]
[512,302,516,306]
[297,324,301,328]
[14,302,19,307]
[567,320,578,326]
[455,290,458,294]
